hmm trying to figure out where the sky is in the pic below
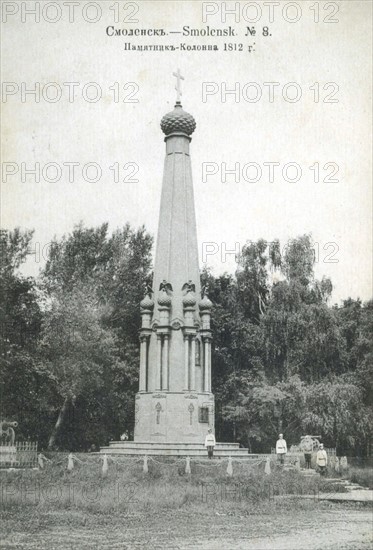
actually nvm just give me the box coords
[1,0,372,304]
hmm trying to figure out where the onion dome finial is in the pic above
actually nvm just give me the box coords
[161,103,196,136]
[183,291,197,308]
[140,294,154,310]
[199,294,213,311]
[158,288,172,307]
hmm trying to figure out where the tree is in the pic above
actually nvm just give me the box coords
[213,234,368,454]
[0,228,50,442]
[43,222,153,346]
[236,239,270,321]
[39,284,121,449]
[261,236,344,382]
[0,228,41,352]
[201,267,266,442]
[282,235,315,287]
[335,298,363,370]
[3,225,371,455]
[303,379,373,454]
[223,375,309,452]
[40,222,153,448]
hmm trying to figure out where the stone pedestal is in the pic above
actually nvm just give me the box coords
[101,441,253,458]
[134,391,214,443]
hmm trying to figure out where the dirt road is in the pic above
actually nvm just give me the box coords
[1,505,372,549]
[178,510,372,549]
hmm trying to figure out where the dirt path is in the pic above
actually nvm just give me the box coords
[177,511,372,549]
[1,507,372,549]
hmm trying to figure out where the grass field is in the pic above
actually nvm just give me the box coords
[1,456,372,549]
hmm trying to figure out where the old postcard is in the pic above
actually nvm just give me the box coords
[1,1,372,549]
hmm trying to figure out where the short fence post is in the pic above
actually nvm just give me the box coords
[185,456,191,474]
[102,454,109,477]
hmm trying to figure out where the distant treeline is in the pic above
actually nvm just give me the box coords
[1,225,372,455]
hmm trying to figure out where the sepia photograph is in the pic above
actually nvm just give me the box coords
[1,1,372,548]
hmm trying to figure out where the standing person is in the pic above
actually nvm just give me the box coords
[276,434,287,465]
[302,435,314,469]
[205,428,216,459]
[316,444,328,475]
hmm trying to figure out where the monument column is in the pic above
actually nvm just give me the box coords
[156,335,162,391]
[208,338,212,392]
[184,335,190,390]
[139,293,154,392]
[204,338,209,392]
[134,71,215,443]
[190,337,196,391]
[162,334,169,390]
[139,336,147,391]
[199,294,213,393]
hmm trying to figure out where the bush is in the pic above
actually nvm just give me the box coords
[347,467,373,489]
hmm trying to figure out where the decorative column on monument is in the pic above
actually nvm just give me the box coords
[199,289,213,394]
[138,289,154,392]
[134,70,215,443]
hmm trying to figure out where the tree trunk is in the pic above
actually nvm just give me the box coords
[48,396,71,449]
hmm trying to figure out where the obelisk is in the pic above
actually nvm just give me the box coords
[134,71,214,443]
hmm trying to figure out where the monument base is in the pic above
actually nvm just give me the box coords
[134,391,216,443]
[100,441,254,457]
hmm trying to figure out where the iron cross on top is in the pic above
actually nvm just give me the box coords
[173,68,184,103]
